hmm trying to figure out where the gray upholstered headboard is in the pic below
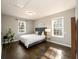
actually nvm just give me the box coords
[35,27,46,32]
[35,27,47,37]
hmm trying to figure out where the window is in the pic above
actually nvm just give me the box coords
[18,20,26,33]
[52,17,64,37]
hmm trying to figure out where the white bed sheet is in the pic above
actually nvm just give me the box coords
[20,34,45,48]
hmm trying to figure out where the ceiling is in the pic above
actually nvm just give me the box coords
[1,0,76,20]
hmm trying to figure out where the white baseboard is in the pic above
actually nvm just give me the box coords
[47,40,71,48]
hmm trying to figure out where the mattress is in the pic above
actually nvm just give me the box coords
[19,34,45,48]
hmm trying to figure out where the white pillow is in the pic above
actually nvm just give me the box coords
[35,31,38,35]
[42,32,44,35]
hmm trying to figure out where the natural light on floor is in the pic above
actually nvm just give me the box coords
[41,47,62,59]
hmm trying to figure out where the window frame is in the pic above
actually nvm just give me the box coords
[18,20,26,33]
[52,17,64,38]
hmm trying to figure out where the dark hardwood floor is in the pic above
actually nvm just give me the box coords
[2,41,71,59]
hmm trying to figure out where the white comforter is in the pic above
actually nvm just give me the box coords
[20,34,45,48]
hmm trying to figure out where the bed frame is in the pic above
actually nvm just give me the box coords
[20,27,47,48]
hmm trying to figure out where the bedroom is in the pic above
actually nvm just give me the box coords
[1,0,77,59]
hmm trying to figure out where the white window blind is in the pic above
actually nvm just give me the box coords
[52,17,64,37]
[18,20,26,33]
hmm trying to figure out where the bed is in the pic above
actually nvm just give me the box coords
[19,27,47,48]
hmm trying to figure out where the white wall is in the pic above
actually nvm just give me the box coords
[75,0,78,20]
[26,20,34,34]
[1,14,34,43]
[34,8,75,47]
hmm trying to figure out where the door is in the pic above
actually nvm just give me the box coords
[71,17,77,59]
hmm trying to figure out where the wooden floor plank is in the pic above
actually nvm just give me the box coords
[2,41,71,59]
